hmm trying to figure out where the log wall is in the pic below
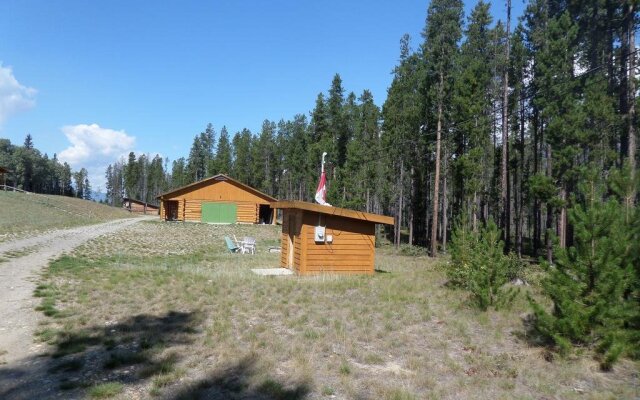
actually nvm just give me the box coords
[160,179,272,223]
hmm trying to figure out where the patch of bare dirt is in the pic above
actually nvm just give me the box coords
[0,218,148,365]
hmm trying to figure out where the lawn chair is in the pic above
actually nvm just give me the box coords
[233,235,256,254]
[225,236,240,253]
[242,236,256,254]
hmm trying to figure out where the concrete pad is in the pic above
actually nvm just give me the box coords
[251,268,294,276]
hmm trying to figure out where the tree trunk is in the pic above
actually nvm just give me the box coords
[501,0,511,252]
[473,191,478,232]
[627,0,636,186]
[517,87,526,256]
[426,170,432,247]
[559,185,567,248]
[431,78,443,257]
[533,113,541,257]
[546,143,553,263]
[442,151,448,253]
[409,166,415,245]
[396,159,404,248]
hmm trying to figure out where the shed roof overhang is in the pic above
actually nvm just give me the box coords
[270,200,394,225]
[156,174,277,202]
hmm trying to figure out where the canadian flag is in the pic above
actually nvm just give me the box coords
[315,171,330,206]
[315,152,331,206]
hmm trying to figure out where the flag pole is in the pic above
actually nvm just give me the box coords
[321,152,327,174]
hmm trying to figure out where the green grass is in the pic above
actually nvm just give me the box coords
[0,191,133,238]
[33,221,640,399]
[87,382,124,398]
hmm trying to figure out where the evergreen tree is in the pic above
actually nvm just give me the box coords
[73,168,88,199]
[530,169,637,369]
[382,34,423,246]
[214,126,232,175]
[253,120,277,195]
[285,115,312,200]
[186,134,204,182]
[83,176,92,200]
[451,0,493,233]
[231,129,253,185]
[171,157,188,188]
[61,162,73,196]
[124,152,138,198]
[421,0,463,255]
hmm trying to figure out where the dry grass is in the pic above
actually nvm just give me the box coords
[0,191,133,241]
[34,221,639,399]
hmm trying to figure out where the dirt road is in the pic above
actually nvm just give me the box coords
[0,217,146,365]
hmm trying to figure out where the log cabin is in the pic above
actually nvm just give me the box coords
[270,200,394,274]
[157,174,277,224]
[122,197,160,214]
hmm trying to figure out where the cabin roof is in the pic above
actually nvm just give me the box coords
[270,200,394,225]
[122,197,159,208]
[157,174,277,202]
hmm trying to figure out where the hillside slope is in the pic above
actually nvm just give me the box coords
[0,191,135,239]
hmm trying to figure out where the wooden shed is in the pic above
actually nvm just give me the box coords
[122,198,160,214]
[157,174,277,224]
[270,201,394,275]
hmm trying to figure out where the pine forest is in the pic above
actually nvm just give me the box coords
[3,0,638,368]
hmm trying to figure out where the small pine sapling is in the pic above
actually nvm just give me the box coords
[530,168,637,369]
[448,215,523,310]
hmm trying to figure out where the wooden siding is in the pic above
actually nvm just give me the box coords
[168,199,259,223]
[124,202,158,214]
[280,214,288,268]
[302,212,375,274]
[279,209,376,274]
[163,180,271,204]
[237,202,259,224]
[280,210,303,272]
[184,200,202,221]
[159,179,270,223]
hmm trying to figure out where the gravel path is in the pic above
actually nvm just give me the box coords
[0,217,147,365]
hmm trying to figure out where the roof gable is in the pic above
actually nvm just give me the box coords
[157,174,277,202]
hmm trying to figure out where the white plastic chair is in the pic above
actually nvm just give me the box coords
[242,236,256,254]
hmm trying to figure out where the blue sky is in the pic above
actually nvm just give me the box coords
[0,0,524,190]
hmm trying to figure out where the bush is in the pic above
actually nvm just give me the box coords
[448,219,522,311]
[529,167,639,368]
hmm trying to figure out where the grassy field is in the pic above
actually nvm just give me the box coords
[0,191,134,240]
[32,221,638,399]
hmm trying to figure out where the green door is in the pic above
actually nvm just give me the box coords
[201,202,237,223]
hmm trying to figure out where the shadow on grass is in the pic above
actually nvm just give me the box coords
[513,312,554,349]
[167,356,310,400]
[0,311,201,399]
[374,269,391,274]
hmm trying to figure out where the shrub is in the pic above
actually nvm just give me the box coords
[448,218,522,310]
[529,167,639,368]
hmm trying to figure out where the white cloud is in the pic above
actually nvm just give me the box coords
[58,123,136,190]
[0,63,37,128]
[59,123,135,164]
